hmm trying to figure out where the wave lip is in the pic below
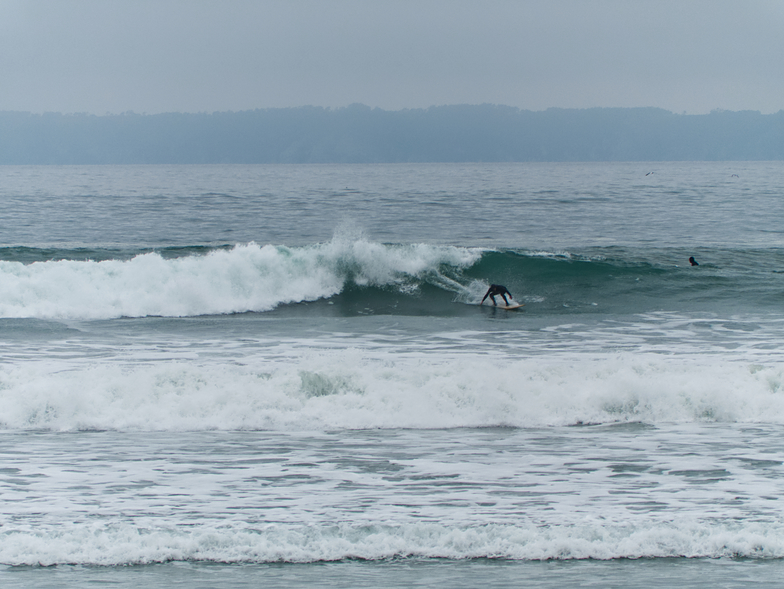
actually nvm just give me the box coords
[0,239,482,320]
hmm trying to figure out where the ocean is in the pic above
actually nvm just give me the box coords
[1,161,783,587]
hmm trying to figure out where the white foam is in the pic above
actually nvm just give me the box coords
[1,349,783,431]
[0,239,482,319]
[2,520,784,565]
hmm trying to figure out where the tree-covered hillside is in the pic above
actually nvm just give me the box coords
[1,105,782,164]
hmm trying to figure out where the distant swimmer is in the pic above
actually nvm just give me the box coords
[481,284,512,306]
[689,256,699,266]
[646,171,654,176]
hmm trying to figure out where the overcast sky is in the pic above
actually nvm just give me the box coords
[2,0,783,116]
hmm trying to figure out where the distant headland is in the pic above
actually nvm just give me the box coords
[1,104,782,164]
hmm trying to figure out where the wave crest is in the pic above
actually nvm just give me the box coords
[0,239,482,319]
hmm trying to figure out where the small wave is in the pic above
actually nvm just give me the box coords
[3,519,784,565]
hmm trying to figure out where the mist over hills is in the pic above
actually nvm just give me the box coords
[1,104,782,164]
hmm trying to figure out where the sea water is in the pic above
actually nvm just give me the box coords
[1,162,784,587]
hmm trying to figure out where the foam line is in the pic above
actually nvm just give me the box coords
[3,520,784,565]
[1,352,782,431]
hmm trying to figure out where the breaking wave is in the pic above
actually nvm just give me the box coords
[4,519,784,565]
[0,238,482,320]
[1,350,783,431]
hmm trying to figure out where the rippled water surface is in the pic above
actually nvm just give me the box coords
[1,162,784,587]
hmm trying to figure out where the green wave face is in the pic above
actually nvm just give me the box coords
[0,243,780,319]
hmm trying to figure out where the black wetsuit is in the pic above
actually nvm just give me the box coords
[481,284,512,306]
[689,256,699,266]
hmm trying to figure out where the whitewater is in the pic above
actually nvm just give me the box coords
[1,162,784,588]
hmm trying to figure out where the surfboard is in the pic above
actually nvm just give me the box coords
[481,302,524,310]
[498,303,524,310]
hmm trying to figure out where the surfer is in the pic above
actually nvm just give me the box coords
[689,256,699,266]
[481,284,512,306]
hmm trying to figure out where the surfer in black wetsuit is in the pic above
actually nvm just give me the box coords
[689,256,699,266]
[481,284,512,306]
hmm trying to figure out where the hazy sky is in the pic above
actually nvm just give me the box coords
[2,0,783,115]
